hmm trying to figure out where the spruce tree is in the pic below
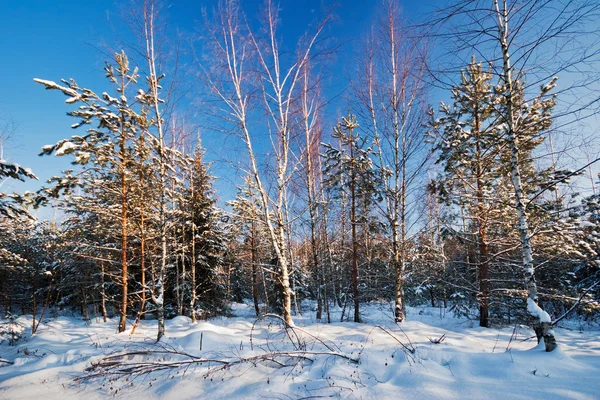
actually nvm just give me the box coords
[184,142,227,319]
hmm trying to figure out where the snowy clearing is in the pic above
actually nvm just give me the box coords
[1,303,599,400]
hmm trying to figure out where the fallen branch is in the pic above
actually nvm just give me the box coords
[75,348,358,382]
[0,358,14,365]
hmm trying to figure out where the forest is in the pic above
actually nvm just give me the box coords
[1,1,600,396]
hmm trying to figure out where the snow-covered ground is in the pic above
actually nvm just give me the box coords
[1,303,599,399]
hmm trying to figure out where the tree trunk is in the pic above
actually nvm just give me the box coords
[350,125,360,323]
[478,224,490,328]
[31,282,37,334]
[131,207,147,334]
[475,107,490,328]
[494,0,556,351]
[321,190,334,323]
[118,104,128,334]
[100,262,108,323]
[251,220,260,317]
[393,237,404,322]
[277,222,294,325]
[191,216,197,322]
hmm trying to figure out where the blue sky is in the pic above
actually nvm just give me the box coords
[0,0,439,219]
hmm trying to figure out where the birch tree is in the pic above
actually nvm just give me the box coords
[125,0,183,340]
[354,0,429,322]
[297,63,328,320]
[201,0,331,325]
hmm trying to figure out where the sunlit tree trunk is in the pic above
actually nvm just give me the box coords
[494,0,556,351]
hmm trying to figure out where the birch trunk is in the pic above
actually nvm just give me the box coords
[250,219,260,317]
[494,0,556,351]
[100,262,108,323]
[142,4,167,341]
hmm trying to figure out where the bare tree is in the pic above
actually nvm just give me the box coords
[297,62,328,321]
[200,0,332,325]
[353,0,429,322]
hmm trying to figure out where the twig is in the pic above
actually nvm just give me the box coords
[377,326,416,355]
[252,314,340,353]
[552,280,600,327]
[428,334,446,344]
[505,325,518,352]
[492,334,499,353]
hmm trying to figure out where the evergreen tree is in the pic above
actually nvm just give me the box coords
[228,175,271,316]
[0,160,37,220]
[0,134,37,308]
[430,57,507,327]
[322,113,381,322]
[35,51,143,333]
[183,143,228,319]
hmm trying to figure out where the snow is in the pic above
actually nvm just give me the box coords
[55,142,76,156]
[33,78,58,88]
[527,298,552,323]
[579,220,595,228]
[1,303,599,399]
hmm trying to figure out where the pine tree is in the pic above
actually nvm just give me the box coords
[0,158,37,285]
[228,175,271,316]
[0,160,37,220]
[430,57,506,327]
[323,113,381,322]
[35,51,143,333]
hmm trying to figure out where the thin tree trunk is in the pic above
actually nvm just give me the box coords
[251,220,260,317]
[131,206,147,334]
[338,176,347,309]
[349,125,360,323]
[301,67,322,321]
[190,206,197,322]
[320,189,334,323]
[475,107,490,328]
[494,0,556,351]
[100,262,108,323]
[118,82,129,333]
[143,3,167,341]
[31,281,36,334]
[478,219,490,327]
[262,266,270,315]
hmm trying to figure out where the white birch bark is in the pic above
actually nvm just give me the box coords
[494,0,556,351]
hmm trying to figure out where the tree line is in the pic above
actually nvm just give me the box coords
[1,0,600,352]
